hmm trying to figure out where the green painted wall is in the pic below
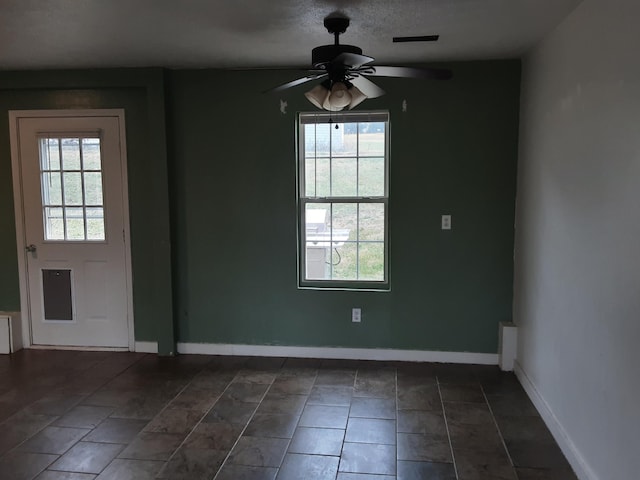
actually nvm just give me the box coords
[169,60,520,353]
[0,62,518,354]
[0,69,174,352]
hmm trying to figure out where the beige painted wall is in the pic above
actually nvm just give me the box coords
[515,1,640,479]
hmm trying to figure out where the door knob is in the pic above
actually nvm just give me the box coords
[26,244,37,253]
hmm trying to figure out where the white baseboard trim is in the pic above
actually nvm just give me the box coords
[27,345,129,352]
[514,361,597,480]
[135,341,159,354]
[176,342,498,364]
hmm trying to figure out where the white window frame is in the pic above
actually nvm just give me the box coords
[297,111,390,291]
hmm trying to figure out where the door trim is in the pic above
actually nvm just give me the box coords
[9,109,135,351]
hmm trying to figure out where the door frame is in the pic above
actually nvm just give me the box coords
[9,109,135,351]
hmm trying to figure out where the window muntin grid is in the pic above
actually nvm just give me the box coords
[299,112,389,288]
[39,137,106,241]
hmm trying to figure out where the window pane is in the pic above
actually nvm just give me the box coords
[359,123,385,156]
[304,124,316,158]
[40,138,60,170]
[359,204,385,241]
[82,138,101,170]
[331,158,357,196]
[61,139,81,170]
[358,157,385,196]
[315,157,331,197]
[65,207,85,240]
[330,242,357,280]
[44,207,64,240]
[305,157,332,198]
[305,123,332,157]
[84,172,103,205]
[41,172,62,205]
[358,242,385,281]
[305,204,329,279]
[305,158,316,197]
[331,123,357,157]
[331,203,357,232]
[306,205,329,238]
[327,204,356,281]
[63,172,83,205]
[86,207,105,240]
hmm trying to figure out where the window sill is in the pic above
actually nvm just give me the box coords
[298,281,390,292]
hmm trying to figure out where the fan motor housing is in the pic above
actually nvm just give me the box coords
[312,44,363,67]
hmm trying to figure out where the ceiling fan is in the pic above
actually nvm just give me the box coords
[267,15,452,111]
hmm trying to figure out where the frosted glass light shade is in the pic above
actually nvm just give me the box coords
[323,82,351,111]
[304,84,330,109]
[347,86,367,110]
[305,82,369,111]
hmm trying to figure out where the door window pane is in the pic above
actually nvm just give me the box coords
[44,207,64,240]
[82,138,101,170]
[65,207,85,240]
[61,139,81,170]
[86,208,105,240]
[39,136,105,241]
[63,172,82,205]
[40,138,61,170]
[84,172,103,205]
[41,172,62,205]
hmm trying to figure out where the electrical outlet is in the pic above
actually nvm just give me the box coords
[352,308,361,323]
[441,214,452,230]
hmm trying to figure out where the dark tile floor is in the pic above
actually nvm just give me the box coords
[0,350,578,480]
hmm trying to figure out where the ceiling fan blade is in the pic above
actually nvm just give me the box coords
[393,35,439,43]
[264,74,328,93]
[363,65,452,80]
[350,76,385,99]
[333,52,375,68]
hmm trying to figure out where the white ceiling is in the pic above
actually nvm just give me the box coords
[0,0,582,70]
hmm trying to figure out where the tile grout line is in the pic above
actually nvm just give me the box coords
[267,365,319,477]
[158,364,239,476]
[210,362,301,479]
[10,353,151,478]
[0,351,148,463]
[394,365,399,479]
[325,366,344,480]
[437,376,460,480]
[481,384,518,477]
[210,368,273,479]
[341,366,359,479]
[124,362,218,478]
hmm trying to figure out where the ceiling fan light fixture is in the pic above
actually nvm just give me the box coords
[305,82,368,111]
[265,16,451,107]
[347,85,367,110]
[323,82,352,111]
[304,84,331,109]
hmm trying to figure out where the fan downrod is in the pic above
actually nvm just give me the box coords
[312,16,362,67]
[324,17,350,39]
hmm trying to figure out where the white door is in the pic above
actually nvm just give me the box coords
[10,111,132,348]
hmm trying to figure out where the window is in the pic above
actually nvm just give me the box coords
[39,136,106,241]
[298,111,389,290]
